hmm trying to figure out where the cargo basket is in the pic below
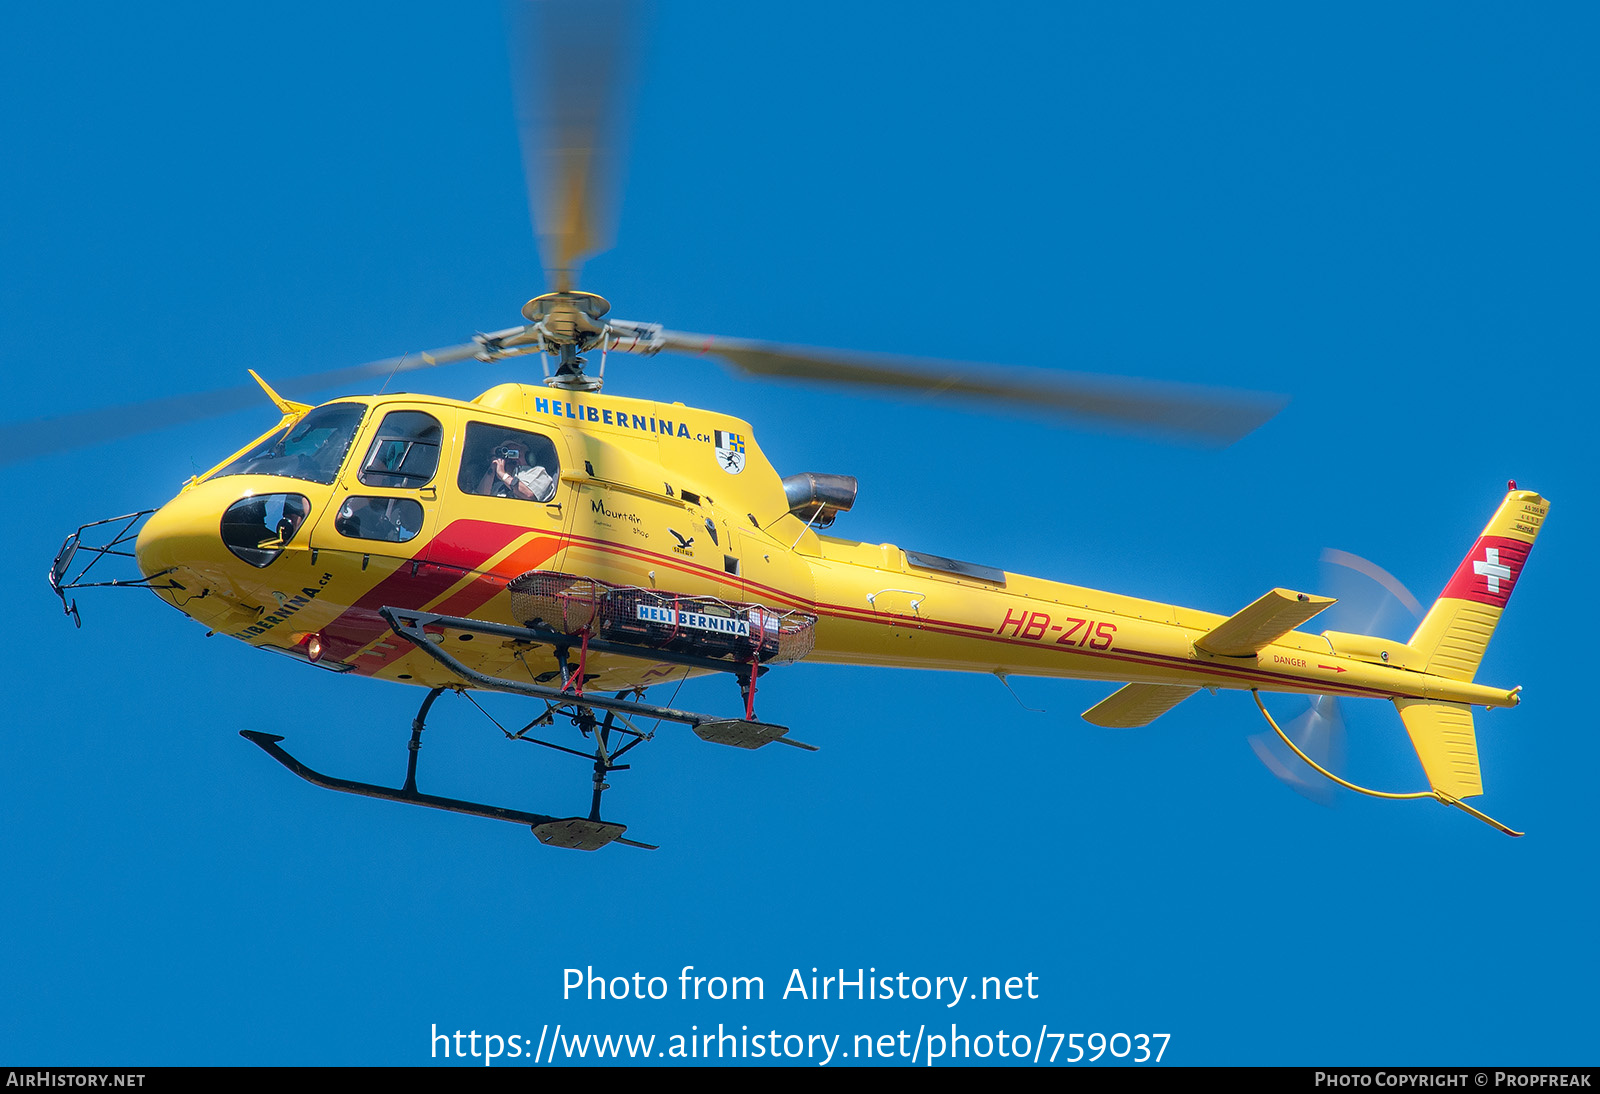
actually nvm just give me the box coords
[508,570,815,665]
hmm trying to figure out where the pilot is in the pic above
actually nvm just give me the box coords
[335,497,412,542]
[478,436,555,502]
[274,498,309,542]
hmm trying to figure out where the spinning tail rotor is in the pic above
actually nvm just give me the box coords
[1247,549,1422,805]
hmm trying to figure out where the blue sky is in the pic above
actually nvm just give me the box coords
[2,2,1595,1067]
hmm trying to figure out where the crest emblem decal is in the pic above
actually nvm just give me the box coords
[714,430,746,475]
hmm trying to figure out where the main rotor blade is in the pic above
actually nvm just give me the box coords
[0,341,483,469]
[649,331,1287,447]
[509,0,638,293]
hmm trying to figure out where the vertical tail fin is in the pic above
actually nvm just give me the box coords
[1394,485,1547,805]
[1393,698,1482,799]
[1407,486,1549,683]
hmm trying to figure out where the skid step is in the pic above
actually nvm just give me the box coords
[692,719,817,751]
[536,818,638,851]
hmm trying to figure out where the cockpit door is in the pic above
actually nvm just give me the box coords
[308,405,450,567]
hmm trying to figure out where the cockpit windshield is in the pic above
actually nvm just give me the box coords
[212,403,368,485]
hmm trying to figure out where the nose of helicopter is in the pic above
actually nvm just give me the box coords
[135,485,224,581]
[136,476,329,596]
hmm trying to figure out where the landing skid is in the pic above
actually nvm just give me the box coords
[240,727,656,850]
[240,609,819,849]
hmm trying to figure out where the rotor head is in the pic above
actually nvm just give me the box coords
[522,291,613,392]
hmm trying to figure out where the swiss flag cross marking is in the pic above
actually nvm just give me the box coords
[1442,535,1528,607]
[1473,548,1512,594]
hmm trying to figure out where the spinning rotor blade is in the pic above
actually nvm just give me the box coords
[1248,694,1346,808]
[1248,551,1423,805]
[1317,547,1424,631]
[628,328,1287,447]
[510,0,638,293]
[0,338,493,469]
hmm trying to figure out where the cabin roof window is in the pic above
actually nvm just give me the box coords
[358,410,442,489]
[214,403,368,486]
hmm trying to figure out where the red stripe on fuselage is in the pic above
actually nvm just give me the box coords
[351,534,564,674]
[317,520,532,671]
[314,521,1401,699]
[555,531,993,631]
[554,534,1389,696]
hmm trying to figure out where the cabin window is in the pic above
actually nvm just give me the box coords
[334,496,423,543]
[214,403,368,486]
[220,493,310,568]
[458,422,559,503]
[357,410,442,489]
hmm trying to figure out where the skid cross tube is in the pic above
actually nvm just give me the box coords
[402,687,446,794]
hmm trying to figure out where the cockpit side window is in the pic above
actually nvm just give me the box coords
[357,410,442,489]
[221,493,310,567]
[213,403,368,485]
[457,422,559,503]
[334,496,424,543]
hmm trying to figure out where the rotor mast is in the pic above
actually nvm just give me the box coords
[522,290,613,392]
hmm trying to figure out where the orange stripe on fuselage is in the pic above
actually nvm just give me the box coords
[319,519,557,674]
[350,533,565,675]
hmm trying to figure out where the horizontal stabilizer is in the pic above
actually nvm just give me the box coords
[1082,683,1199,728]
[1394,699,1482,799]
[1196,588,1335,657]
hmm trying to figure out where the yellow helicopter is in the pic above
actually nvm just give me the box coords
[41,3,1547,850]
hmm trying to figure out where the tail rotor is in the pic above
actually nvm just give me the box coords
[1247,549,1421,804]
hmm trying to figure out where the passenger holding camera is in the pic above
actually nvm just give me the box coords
[478,437,557,502]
